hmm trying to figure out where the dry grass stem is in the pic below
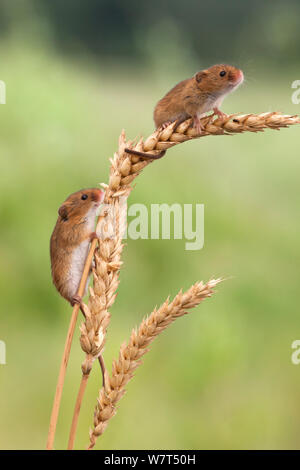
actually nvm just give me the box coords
[88,278,222,450]
[46,237,98,450]
[67,373,89,450]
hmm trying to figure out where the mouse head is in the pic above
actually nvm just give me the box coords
[58,188,104,222]
[194,64,244,94]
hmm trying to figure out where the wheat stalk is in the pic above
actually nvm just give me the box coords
[67,131,147,449]
[49,111,298,449]
[80,110,299,378]
[88,278,221,450]
[46,237,99,450]
[124,112,300,158]
[67,187,130,448]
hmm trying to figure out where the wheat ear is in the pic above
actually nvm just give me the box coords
[124,112,300,158]
[85,112,298,449]
[67,131,146,449]
[87,278,221,450]
[48,111,298,449]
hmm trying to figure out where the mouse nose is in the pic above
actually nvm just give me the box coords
[96,189,104,202]
[91,188,104,203]
[238,69,244,80]
[235,69,244,83]
[230,69,244,85]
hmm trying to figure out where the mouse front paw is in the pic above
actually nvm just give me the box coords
[160,120,172,130]
[193,116,204,135]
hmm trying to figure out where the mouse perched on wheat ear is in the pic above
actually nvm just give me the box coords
[125,64,244,160]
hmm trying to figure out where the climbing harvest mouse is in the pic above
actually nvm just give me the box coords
[125,64,243,159]
[50,187,106,384]
[50,188,104,309]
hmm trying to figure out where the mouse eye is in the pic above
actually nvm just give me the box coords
[81,194,88,200]
[219,70,226,77]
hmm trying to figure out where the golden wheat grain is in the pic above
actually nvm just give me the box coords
[88,278,222,450]
[79,111,299,376]
[64,111,299,449]
[68,196,129,448]
[124,112,299,158]
[68,136,136,448]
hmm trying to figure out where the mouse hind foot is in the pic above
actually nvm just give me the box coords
[71,294,86,317]
[212,107,228,120]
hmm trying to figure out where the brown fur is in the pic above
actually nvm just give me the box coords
[154,64,243,129]
[50,188,103,304]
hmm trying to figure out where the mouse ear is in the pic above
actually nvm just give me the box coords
[58,204,68,221]
[194,70,207,83]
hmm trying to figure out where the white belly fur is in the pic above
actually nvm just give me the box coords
[67,239,90,299]
[66,206,97,300]
[197,94,225,117]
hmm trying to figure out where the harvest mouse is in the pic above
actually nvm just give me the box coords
[50,188,104,307]
[125,64,243,159]
[50,188,106,382]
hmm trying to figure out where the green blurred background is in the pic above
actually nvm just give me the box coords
[1,0,300,450]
